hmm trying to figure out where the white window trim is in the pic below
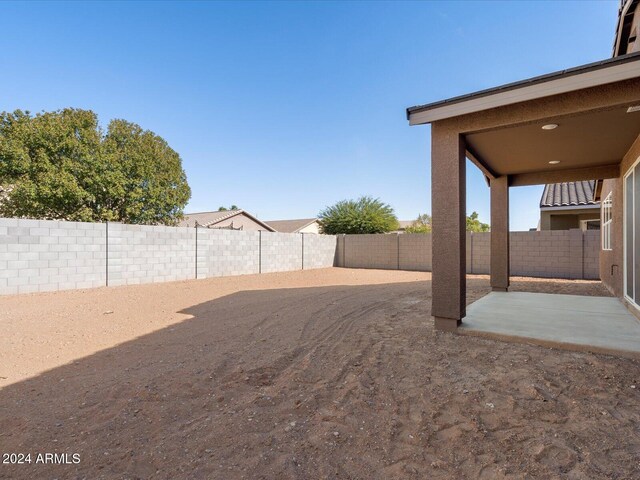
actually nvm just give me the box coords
[601,192,612,250]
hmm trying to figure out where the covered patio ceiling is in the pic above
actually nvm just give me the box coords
[465,105,640,178]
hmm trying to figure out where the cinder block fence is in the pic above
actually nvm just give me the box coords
[335,230,600,280]
[0,218,337,295]
[0,217,601,296]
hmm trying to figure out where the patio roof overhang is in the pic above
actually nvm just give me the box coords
[408,52,640,186]
[408,52,640,331]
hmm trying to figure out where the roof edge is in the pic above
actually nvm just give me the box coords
[407,52,640,123]
[190,209,276,232]
[265,218,318,233]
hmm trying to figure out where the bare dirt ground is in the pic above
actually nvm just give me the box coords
[0,268,638,479]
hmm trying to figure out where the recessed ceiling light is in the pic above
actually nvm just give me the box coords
[549,160,560,165]
[542,124,558,130]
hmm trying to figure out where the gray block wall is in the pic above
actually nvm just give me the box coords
[336,235,345,267]
[0,216,603,296]
[583,230,600,280]
[468,232,491,274]
[0,218,338,296]
[261,232,303,273]
[197,229,260,278]
[510,230,574,278]
[0,218,106,294]
[303,234,338,270]
[108,224,196,286]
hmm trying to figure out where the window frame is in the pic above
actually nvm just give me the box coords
[601,191,612,251]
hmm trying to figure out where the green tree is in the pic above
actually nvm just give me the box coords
[218,205,239,211]
[0,109,190,225]
[318,196,398,234]
[466,211,490,232]
[405,213,432,233]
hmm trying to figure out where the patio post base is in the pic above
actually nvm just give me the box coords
[492,287,508,292]
[434,316,462,332]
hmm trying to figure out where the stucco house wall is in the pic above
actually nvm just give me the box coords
[600,132,640,299]
[540,209,600,230]
[298,222,320,234]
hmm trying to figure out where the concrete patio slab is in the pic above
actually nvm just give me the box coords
[460,292,640,357]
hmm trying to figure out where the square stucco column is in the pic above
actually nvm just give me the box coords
[490,175,510,292]
[431,124,466,331]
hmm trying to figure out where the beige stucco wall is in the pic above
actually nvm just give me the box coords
[540,208,600,231]
[298,222,320,234]
[600,133,640,298]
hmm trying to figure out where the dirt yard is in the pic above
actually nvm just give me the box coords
[1,268,638,479]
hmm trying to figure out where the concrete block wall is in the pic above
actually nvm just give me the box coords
[336,235,345,267]
[510,230,575,278]
[197,229,260,278]
[344,234,399,270]
[0,218,106,294]
[583,230,601,280]
[303,233,338,270]
[108,223,196,286]
[337,230,601,280]
[261,232,303,273]
[398,234,431,271]
[0,218,339,295]
[469,232,490,274]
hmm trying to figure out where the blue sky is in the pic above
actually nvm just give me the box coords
[0,1,619,230]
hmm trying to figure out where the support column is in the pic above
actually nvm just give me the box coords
[490,175,509,291]
[431,124,466,331]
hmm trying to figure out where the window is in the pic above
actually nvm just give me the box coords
[581,219,600,231]
[601,192,612,251]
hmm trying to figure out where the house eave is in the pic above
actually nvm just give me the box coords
[407,52,640,126]
[539,205,600,212]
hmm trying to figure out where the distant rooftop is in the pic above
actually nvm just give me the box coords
[266,218,317,233]
[179,209,275,231]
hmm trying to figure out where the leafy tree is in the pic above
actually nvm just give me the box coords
[403,211,488,233]
[218,205,239,211]
[405,213,432,233]
[0,109,190,225]
[466,211,490,232]
[319,196,398,234]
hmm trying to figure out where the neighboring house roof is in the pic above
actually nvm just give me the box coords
[390,221,421,233]
[179,209,275,231]
[540,181,600,209]
[396,221,415,229]
[266,218,318,233]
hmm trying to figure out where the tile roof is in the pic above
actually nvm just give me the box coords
[540,180,599,208]
[265,218,318,233]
